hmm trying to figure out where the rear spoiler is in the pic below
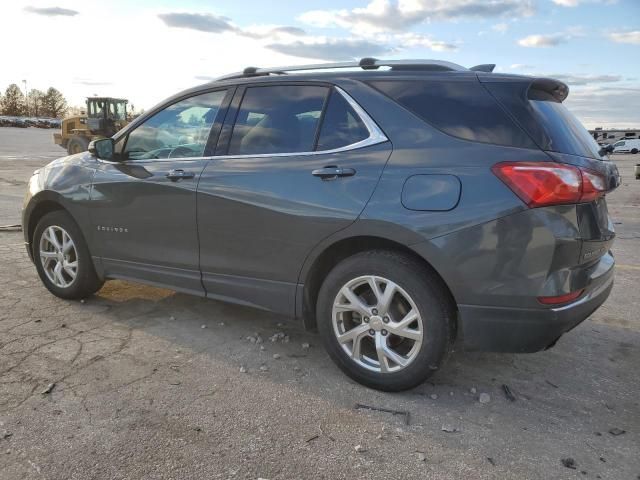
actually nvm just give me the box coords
[477,74,570,102]
[528,78,570,103]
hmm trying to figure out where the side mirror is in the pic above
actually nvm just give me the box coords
[89,138,115,160]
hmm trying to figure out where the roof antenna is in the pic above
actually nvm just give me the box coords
[359,58,379,70]
[243,66,259,76]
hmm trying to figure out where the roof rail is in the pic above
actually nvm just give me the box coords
[215,58,469,81]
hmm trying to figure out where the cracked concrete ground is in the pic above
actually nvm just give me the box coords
[0,128,639,479]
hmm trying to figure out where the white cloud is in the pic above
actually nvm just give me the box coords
[510,63,534,69]
[565,86,640,129]
[300,0,535,33]
[492,22,509,33]
[517,33,570,47]
[394,33,459,51]
[543,73,623,86]
[608,30,640,45]
[23,6,78,16]
[552,0,618,5]
[266,38,394,61]
[551,0,579,6]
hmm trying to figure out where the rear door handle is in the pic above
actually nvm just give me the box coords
[311,165,356,180]
[166,169,195,181]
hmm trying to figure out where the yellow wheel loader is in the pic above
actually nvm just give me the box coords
[53,97,129,155]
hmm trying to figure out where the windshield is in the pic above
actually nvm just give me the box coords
[528,90,603,159]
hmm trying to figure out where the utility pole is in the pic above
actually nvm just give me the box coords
[22,79,28,116]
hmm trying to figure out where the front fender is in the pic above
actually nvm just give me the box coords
[22,154,97,258]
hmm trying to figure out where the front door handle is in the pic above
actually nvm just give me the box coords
[166,169,195,181]
[311,165,356,180]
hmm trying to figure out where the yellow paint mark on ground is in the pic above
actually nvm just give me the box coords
[616,264,640,271]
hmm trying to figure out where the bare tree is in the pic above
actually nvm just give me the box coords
[27,89,45,117]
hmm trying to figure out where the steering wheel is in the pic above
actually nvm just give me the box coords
[168,145,196,159]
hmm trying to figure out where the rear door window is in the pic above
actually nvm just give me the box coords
[368,80,536,148]
[228,85,328,155]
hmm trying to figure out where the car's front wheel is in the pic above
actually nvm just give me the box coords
[317,250,454,391]
[33,210,104,300]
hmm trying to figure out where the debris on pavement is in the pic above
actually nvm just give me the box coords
[301,342,310,349]
[487,457,496,466]
[416,452,426,462]
[441,425,459,433]
[354,444,367,453]
[305,434,319,443]
[41,383,55,395]
[259,365,268,372]
[355,403,411,425]
[608,428,626,436]
[545,380,559,389]
[502,384,517,402]
[239,366,247,373]
[561,457,577,469]
[479,393,491,404]
[430,394,438,400]
[270,332,289,343]
[470,387,477,394]
[169,316,175,321]
[272,353,281,359]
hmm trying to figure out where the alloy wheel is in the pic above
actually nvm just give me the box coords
[39,225,78,288]
[331,275,424,373]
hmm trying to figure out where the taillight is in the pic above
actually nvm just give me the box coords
[492,162,606,208]
[538,289,584,305]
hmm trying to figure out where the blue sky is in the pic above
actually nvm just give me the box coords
[3,0,640,127]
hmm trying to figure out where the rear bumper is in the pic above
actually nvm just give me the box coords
[458,254,614,353]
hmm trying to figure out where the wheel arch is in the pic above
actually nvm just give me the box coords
[299,234,458,336]
[25,193,73,253]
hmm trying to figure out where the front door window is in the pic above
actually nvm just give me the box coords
[123,90,228,160]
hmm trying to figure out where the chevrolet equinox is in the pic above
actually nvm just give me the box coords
[23,59,620,391]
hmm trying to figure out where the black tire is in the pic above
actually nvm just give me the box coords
[316,250,455,391]
[67,136,90,155]
[32,210,103,300]
[631,148,638,154]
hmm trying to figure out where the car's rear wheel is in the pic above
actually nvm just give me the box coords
[33,210,103,300]
[631,148,639,154]
[316,250,454,391]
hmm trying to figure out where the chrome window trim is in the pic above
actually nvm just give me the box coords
[98,86,388,165]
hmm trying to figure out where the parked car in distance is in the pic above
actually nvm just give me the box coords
[22,58,620,391]
[612,138,640,154]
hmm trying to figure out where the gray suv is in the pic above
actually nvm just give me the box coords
[23,59,620,391]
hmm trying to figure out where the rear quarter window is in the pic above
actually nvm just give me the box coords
[368,80,536,148]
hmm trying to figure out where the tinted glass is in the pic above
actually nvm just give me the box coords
[369,80,536,148]
[124,90,227,160]
[316,90,369,151]
[228,85,328,155]
[529,89,603,159]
